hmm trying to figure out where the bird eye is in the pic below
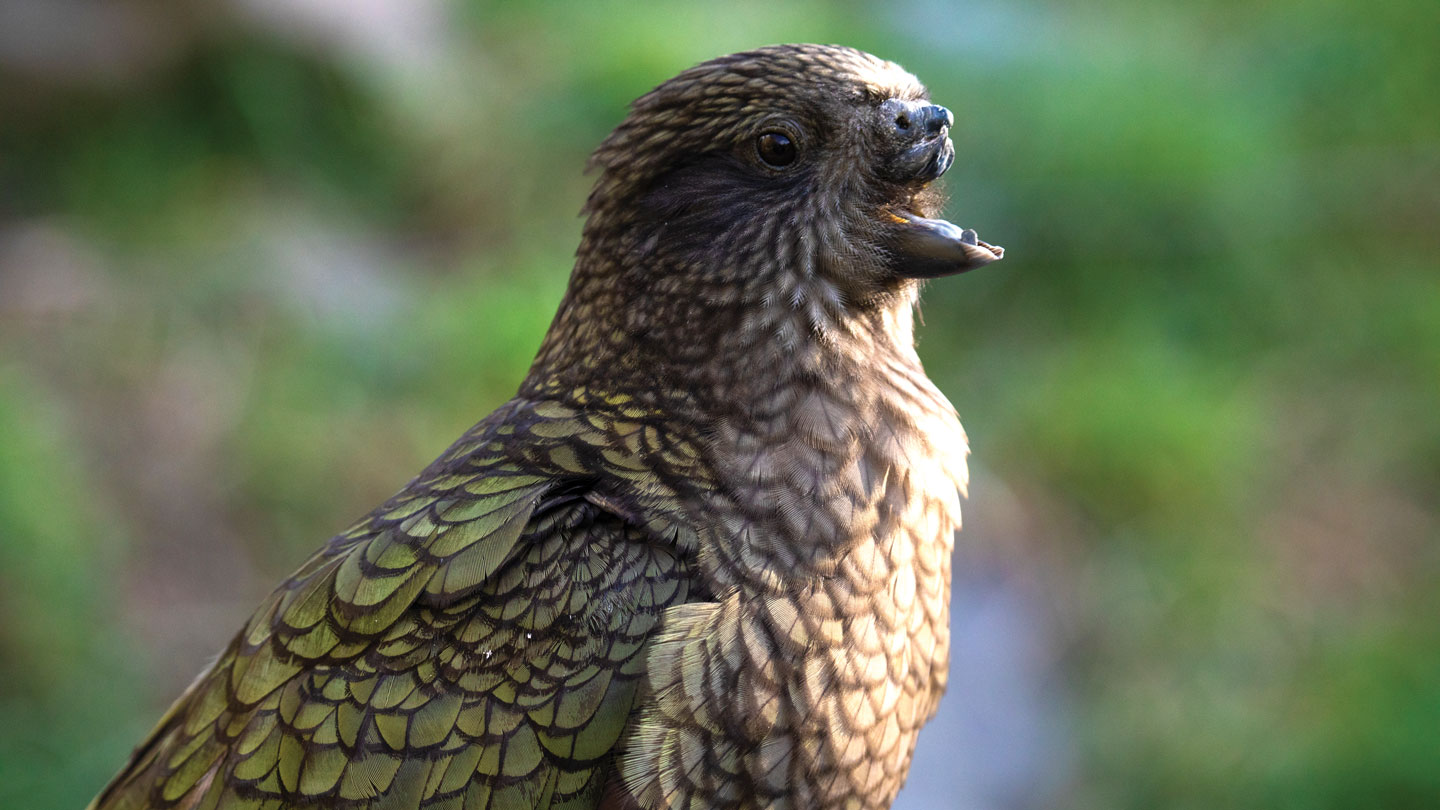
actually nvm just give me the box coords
[756,131,797,167]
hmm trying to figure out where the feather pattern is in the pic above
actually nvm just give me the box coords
[93,399,696,810]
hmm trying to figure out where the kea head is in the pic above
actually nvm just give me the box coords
[533,44,1002,390]
[580,44,1002,305]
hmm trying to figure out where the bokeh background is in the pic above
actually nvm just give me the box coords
[2,1,1436,808]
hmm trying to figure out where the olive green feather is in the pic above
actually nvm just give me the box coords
[92,402,694,810]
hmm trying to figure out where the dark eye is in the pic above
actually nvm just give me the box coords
[756,131,797,167]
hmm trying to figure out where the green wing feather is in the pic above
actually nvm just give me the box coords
[92,400,693,810]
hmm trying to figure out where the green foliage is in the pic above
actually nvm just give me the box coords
[0,367,149,807]
[0,3,1435,808]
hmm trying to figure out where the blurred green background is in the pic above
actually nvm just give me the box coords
[1,1,1436,808]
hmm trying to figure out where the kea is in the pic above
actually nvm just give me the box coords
[91,43,1004,810]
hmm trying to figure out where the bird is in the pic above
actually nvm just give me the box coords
[90,43,1004,810]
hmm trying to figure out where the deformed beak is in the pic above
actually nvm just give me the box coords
[876,98,1004,278]
[886,211,1004,278]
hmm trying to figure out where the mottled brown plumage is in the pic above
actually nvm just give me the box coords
[91,44,1002,810]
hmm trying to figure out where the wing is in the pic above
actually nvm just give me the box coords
[92,404,693,810]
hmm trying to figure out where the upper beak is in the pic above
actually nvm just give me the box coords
[879,101,956,184]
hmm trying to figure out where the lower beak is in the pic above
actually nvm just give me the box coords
[886,211,1004,279]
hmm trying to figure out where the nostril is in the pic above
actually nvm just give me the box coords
[881,99,950,138]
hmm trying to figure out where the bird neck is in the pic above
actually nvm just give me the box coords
[521,238,928,427]
[522,235,967,590]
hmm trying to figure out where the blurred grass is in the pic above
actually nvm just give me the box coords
[1,1,1436,808]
